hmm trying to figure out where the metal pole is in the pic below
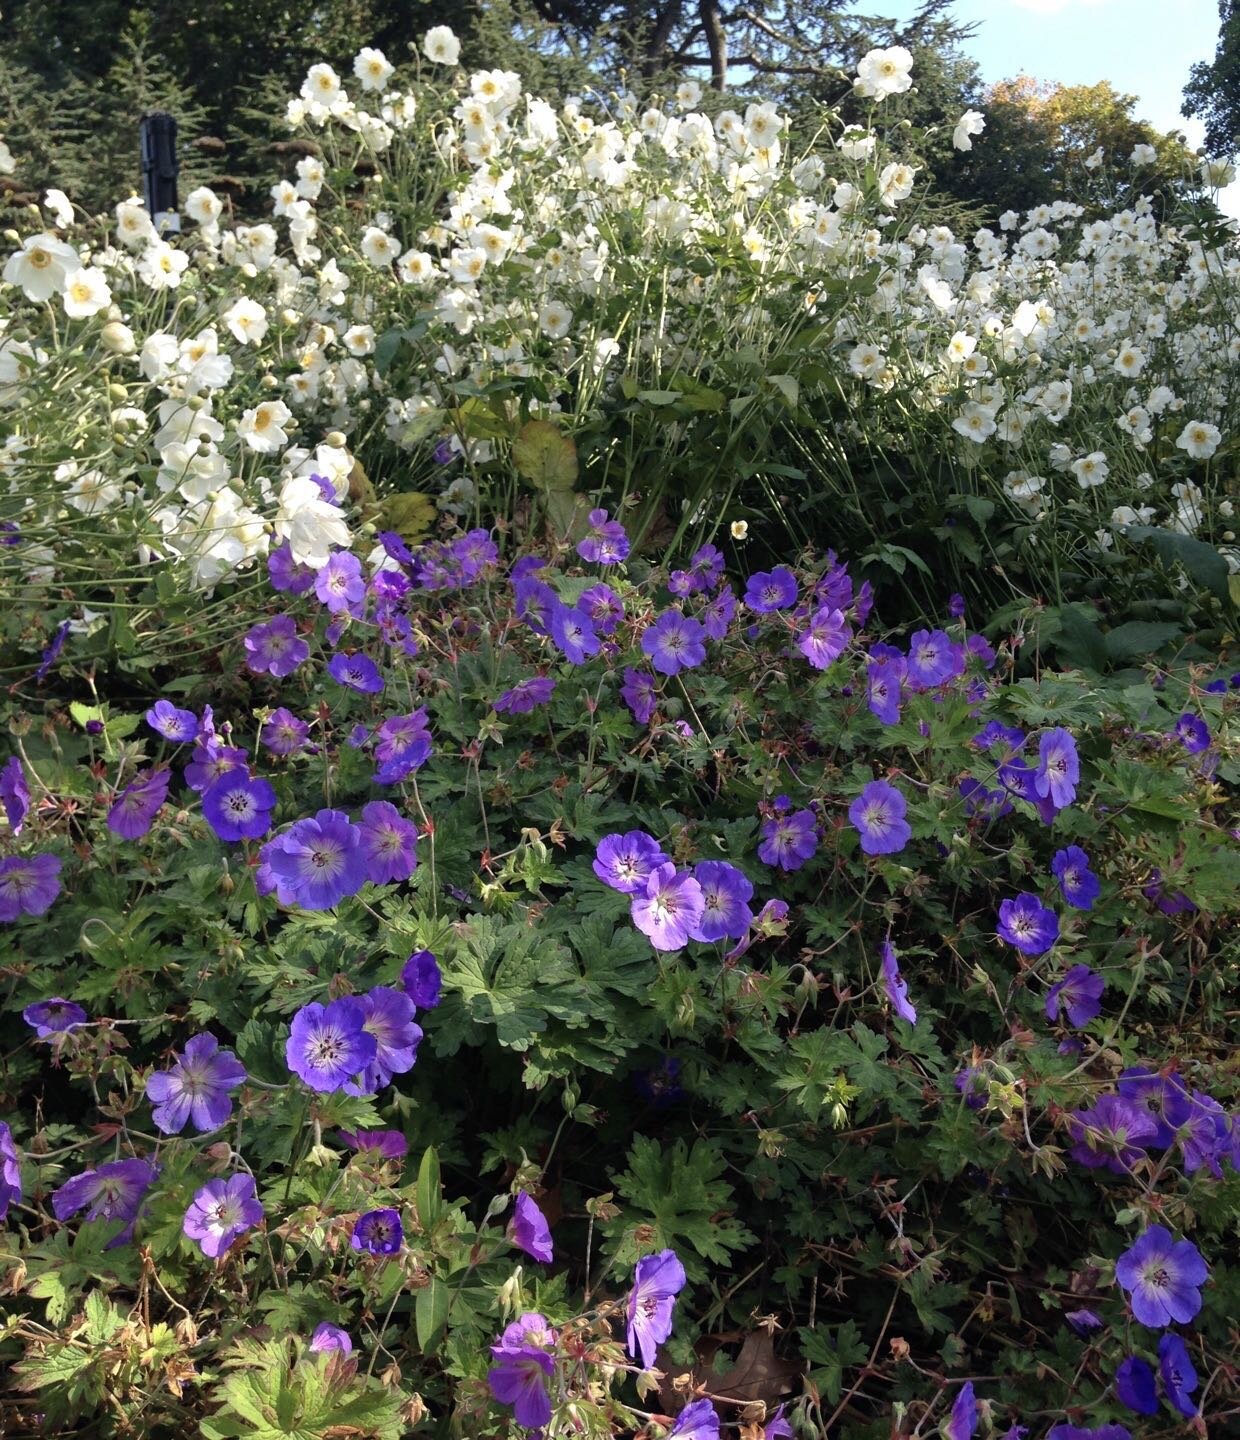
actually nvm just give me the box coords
[139,111,181,234]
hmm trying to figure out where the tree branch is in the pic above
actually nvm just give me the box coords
[700,0,728,91]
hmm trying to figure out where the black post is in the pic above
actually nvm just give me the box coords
[140,111,180,233]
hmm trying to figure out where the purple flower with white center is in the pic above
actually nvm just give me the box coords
[327,652,384,693]
[340,1129,408,1160]
[347,986,422,1094]
[1117,1068,1182,1149]
[286,997,377,1092]
[577,508,630,565]
[798,606,851,670]
[669,567,695,600]
[52,1157,158,1248]
[35,619,71,682]
[268,540,317,594]
[626,1248,687,1368]
[688,861,753,942]
[632,863,704,951]
[513,577,558,636]
[315,552,365,615]
[881,939,917,1024]
[1158,1332,1198,1417]
[689,544,725,592]
[244,615,310,679]
[310,1322,352,1355]
[107,768,171,839]
[510,1192,554,1263]
[358,801,417,885]
[453,528,499,580]
[0,853,62,922]
[1036,728,1079,811]
[351,1207,403,1255]
[1064,1309,1103,1337]
[494,676,556,714]
[758,809,818,871]
[548,602,600,665]
[261,707,311,756]
[1046,964,1104,1026]
[1115,1356,1158,1415]
[945,1381,977,1440]
[669,1400,721,1440]
[1173,713,1210,754]
[1051,846,1100,909]
[0,755,30,835]
[1067,1095,1157,1174]
[850,780,912,856]
[867,655,904,725]
[578,583,623,635]
[641,609,706,676]
[1165,1087,1230,1177]
[997,893,1058,955]
[202,774,276,843]
[262,809,366,910]
[146,1033,246,1134]
[906,629,962,691]
[701,583,736,640]
[0,1123,21,1220]
[488,1313,558,1429]
[23,996,87,1036]
[621,668,658,724]
[593,830,670,894]
[184,738,247,794]
[183,1172,263,1258]
[401,949,442,1010]
[744,566,798,614]
[145,700,199,744]
[372,711,432,784]
[764,1404,794,1440]
[1115,1225,1208,1328]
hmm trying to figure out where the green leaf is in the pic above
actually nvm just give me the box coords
[513,419,577,490]
[1125,525,1229,599]
[1103,620,1182,663]
[1054,604,1108,672]
[415,1275,450,1352]
[416,1146,442,1231]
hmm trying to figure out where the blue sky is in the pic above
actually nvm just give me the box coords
[880,0,1239,212]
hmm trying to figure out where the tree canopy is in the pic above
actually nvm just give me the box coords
[1183,0,1240,157]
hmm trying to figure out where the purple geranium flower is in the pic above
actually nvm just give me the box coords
[798,606,851,670]
[1117,1068,1182,1149]
[946,1381,977,1440]
[145,700,199,744]
[631,863,704,951]
[577,508,630,565]
[494,676,556,714]
[1158,1332,1198,1417]
[262,809,366,909]
[1173,713,1210,754]
[1064,1309,1103,1336]
[286,997,377,1093]
[107,768,171,839]
[0,755,30,835]
[764,1404,794,1440]
[689,544,725,591]
[689,861,754,942]
[1165,1087,1230,1177]
[351,1207,403,1255]
[358,801,418,885]
[905,629,963,690]
[23,996,87,1036]
[593,831,669,894]
[315,552,365,614]
[340,1128,408,1160]
[326,652,385,693]
[548,602,600,665]
[1047,1427,1132,1440]
[849,780,911,856]
[701,583,736,640]
[579,584,624,635]
[183,737,247,794]
[641,610,706,676]
[147,1033,247,1134]
[510,1192,554,1263]
[997,893,1059,955]
[244,615,310,678]
[669,1400,721,1440]
[183,1172,263,1258]
[202,774,277,843]
[0,1123,21,1220]
[758,808,817,871]
[0,853,62,922]
[1046,964,1104,1027]
[310,1322,352,1355]
[626,1248,687,1368]
[621,668,658,725]
[372,710,432,783]
[1051,846,1100,910]
[35,619,71,682]
[1115,1225,1208,1328]
[513,576,558,636]
[401,949,442,1010]
[881,939,917,1024]
[744,567,798,613]
[867,654,904,725]
[347,986,422,1094]
[1067,1094,1157,1174]
[1036,728,1080,811]
[52,1157,158,1248]
[261,707,311,756]
[488,1313,558,1429]
[268,541,317,594]
[1115,1355,1158,1415]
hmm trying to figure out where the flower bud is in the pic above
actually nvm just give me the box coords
[100,320,136,355]
[325,430,347,448]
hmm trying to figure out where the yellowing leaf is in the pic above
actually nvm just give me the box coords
[513,420,578,491]
[380,491,436,542]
